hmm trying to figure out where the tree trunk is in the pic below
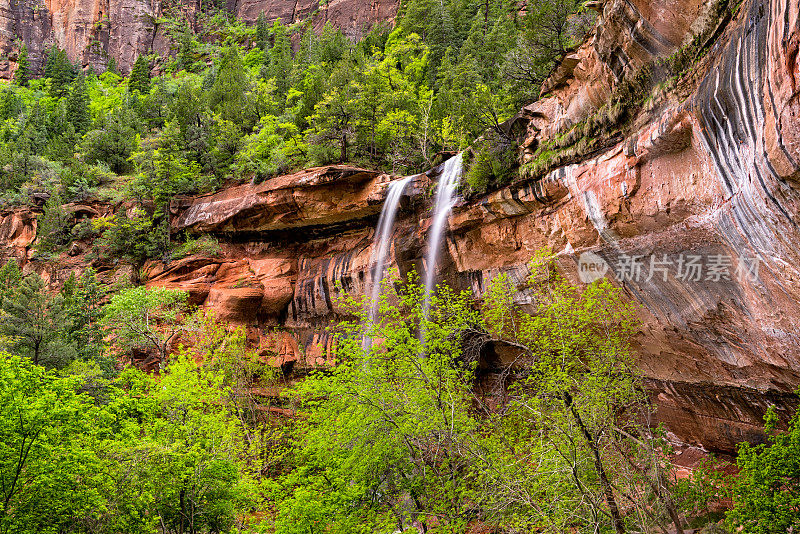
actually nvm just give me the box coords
[564,391,626,534]
[179,487,186,534]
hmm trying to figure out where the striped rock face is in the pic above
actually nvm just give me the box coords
[0,0,399,77]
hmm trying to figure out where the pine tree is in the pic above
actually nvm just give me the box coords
[45,47,76,97]
[66,72,91,133]
[35,191,72,253]
[266,19,293,101]
[106,56,118,75]
[0,273,73,367]
[0,260,21,304]
[128,55,151,94]
[255,12,270,50]
[61,269,104,362]
[209,46,253,128]
[14,45,31,87]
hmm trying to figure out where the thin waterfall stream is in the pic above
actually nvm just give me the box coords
[363,175,413,348]
[422,153,463,318]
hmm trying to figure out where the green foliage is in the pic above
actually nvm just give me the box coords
[82,105,140,173]
[209,45,256,130]
[273,257,693,533]
[0,272,76,367]
[464,131,517,194]
[727,401,800,533]
[172,234,222,259]
[128,55,151,94]
[0,348,258,534]
[66,73,91,133]
[60,268,106,364]
[14,45,31,87]
[0,353,120,533]
[35,191,73,254]
[123,354,257,533]
[44,46,77,97]
[0,260,21,303]
[101,285,189,366]
[273,272,480,532]
[96,208,166,267]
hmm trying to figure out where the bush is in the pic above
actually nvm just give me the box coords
[464,132,517,194]
[727,401,800,533]
[173,234,222,259]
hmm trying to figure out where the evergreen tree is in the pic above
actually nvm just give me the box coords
[128,54,151,94]
[35,191,72,253]
[0,260,21,304]
[106,56,117,74]
[14,45,31,87]
[61,269,104,363]
[209,46,254,129]
[0,273,74,367]
[82,106,139,173]
[255,12,271,50]
[265,19,293,102]
[45,46,76,97]
[65,72,91,133]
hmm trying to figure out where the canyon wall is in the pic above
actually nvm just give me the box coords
[0,0,399,77]
[4,0,800,453]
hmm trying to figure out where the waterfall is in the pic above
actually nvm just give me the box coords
[422,153,463,316]
[364,175,413,342]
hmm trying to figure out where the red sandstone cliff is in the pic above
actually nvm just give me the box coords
[0,0,399,77]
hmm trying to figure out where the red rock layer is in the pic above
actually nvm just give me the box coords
[0,0,399,76]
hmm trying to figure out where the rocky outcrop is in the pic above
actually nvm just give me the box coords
[0,0,398,76]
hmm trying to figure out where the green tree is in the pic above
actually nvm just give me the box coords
[35,191,72,254]
[0,273,74,367]
[265,19,293,102]
[209,46,255,130]
[128,54,151,94]
[277,257,689,533]
[727,402,800,533]
[0,354,119,534]
[503,0,594,103]
[274,273,480,532]
[65,72,91,133]
[127,354,256,533]
[0,260,21,304]
[96,208,166,274]
[310,64,358,163]
[14,45,31,87]
[101,286,189,368]
[44,46,76,97]
[255,12,271,50]
[82,105,140,173]
[61,268,105,364]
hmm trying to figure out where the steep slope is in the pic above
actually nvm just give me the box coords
[0,0,399,77]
